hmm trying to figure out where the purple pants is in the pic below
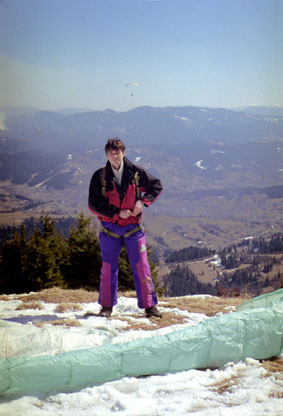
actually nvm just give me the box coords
[98,222,158,309]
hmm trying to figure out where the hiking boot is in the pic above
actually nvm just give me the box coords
[98,306,113,317]
[145,305,162,318]
[83,311,97,318]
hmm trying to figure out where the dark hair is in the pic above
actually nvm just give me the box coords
[105,138,126,153]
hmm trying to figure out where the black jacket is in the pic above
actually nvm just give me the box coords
[88,157,162,225]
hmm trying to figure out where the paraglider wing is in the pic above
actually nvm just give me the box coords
[124,82,140,88]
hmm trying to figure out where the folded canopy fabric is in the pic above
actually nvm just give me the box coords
[1,291,282,398]
[237,288,283,311]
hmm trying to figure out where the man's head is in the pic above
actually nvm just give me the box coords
[105,138,125,170]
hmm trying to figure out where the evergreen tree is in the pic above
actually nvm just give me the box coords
[26,216,66,291]
[63,213,101,290]
[164,246,214,264]
[0,224,30,294]
[147,244,162,294]
[118,247,135,291]
[0,213,161,295]
[164,265,215,297]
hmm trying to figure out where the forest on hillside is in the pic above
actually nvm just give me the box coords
[0,214,158,295]
[0,215,282,297]
[164,233,283,297]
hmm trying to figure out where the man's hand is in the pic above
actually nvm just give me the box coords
[119,209,133,219]
[132,200,143,217]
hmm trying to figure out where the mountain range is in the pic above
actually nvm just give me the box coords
[0,105,282,250]
[0,104,282,187]
[1,105,283,152]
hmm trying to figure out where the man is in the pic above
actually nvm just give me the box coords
[88,138,163,318]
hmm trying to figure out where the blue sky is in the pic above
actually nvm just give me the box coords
[0,0,282,111]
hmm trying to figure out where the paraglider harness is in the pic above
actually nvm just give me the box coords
[100,167,143,239]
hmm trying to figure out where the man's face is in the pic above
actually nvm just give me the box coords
[106,148,125,170]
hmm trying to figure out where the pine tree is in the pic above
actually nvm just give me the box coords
[164,265,214,297]
[117,244,161,294]
[63,213,101,290]
[147,244,162,294]
[26,216,66,291]
[0,224,30,294]
[0,213,162,295]
[118,247,135,291]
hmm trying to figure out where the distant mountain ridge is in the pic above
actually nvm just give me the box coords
[0,105,282,231]
[1,105,282,153]
[232,105,283,117]
[1,104,282,119]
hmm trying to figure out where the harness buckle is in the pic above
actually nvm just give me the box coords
[100,224,143,239]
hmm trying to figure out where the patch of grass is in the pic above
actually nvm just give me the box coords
[261,356,283,377]
[17,288,99,304]
[15,288,246,317]
[55,303,83,313]
[0,295,11,301]
[16,288,140,305]
[36,318,82,327]
[117,290,137,298]
[16,301,44,310]
[120,311,187,331]
[160,296,244,316]
[269,391,283,399]
[210,378,238,395]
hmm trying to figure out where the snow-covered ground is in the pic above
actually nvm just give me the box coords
[0,295,282,416]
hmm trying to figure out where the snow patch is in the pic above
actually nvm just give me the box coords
[193,159,207,170]
[211,149,225,155]
[0,295,282,415]
[173,115,192,125]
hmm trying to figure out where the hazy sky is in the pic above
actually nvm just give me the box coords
[0,0,282,111]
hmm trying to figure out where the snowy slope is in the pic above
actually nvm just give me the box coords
[0,295,282,416]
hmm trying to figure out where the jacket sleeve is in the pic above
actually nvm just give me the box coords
[88,169,120,219]
[138,168,163,207]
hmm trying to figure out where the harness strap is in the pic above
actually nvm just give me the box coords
[101,167,140,199]
[133,171,141,199]
[101,167,106,196]
[101,224,143,239]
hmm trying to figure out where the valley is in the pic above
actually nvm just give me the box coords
[0,171,281,253]
[0,105,282,297]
